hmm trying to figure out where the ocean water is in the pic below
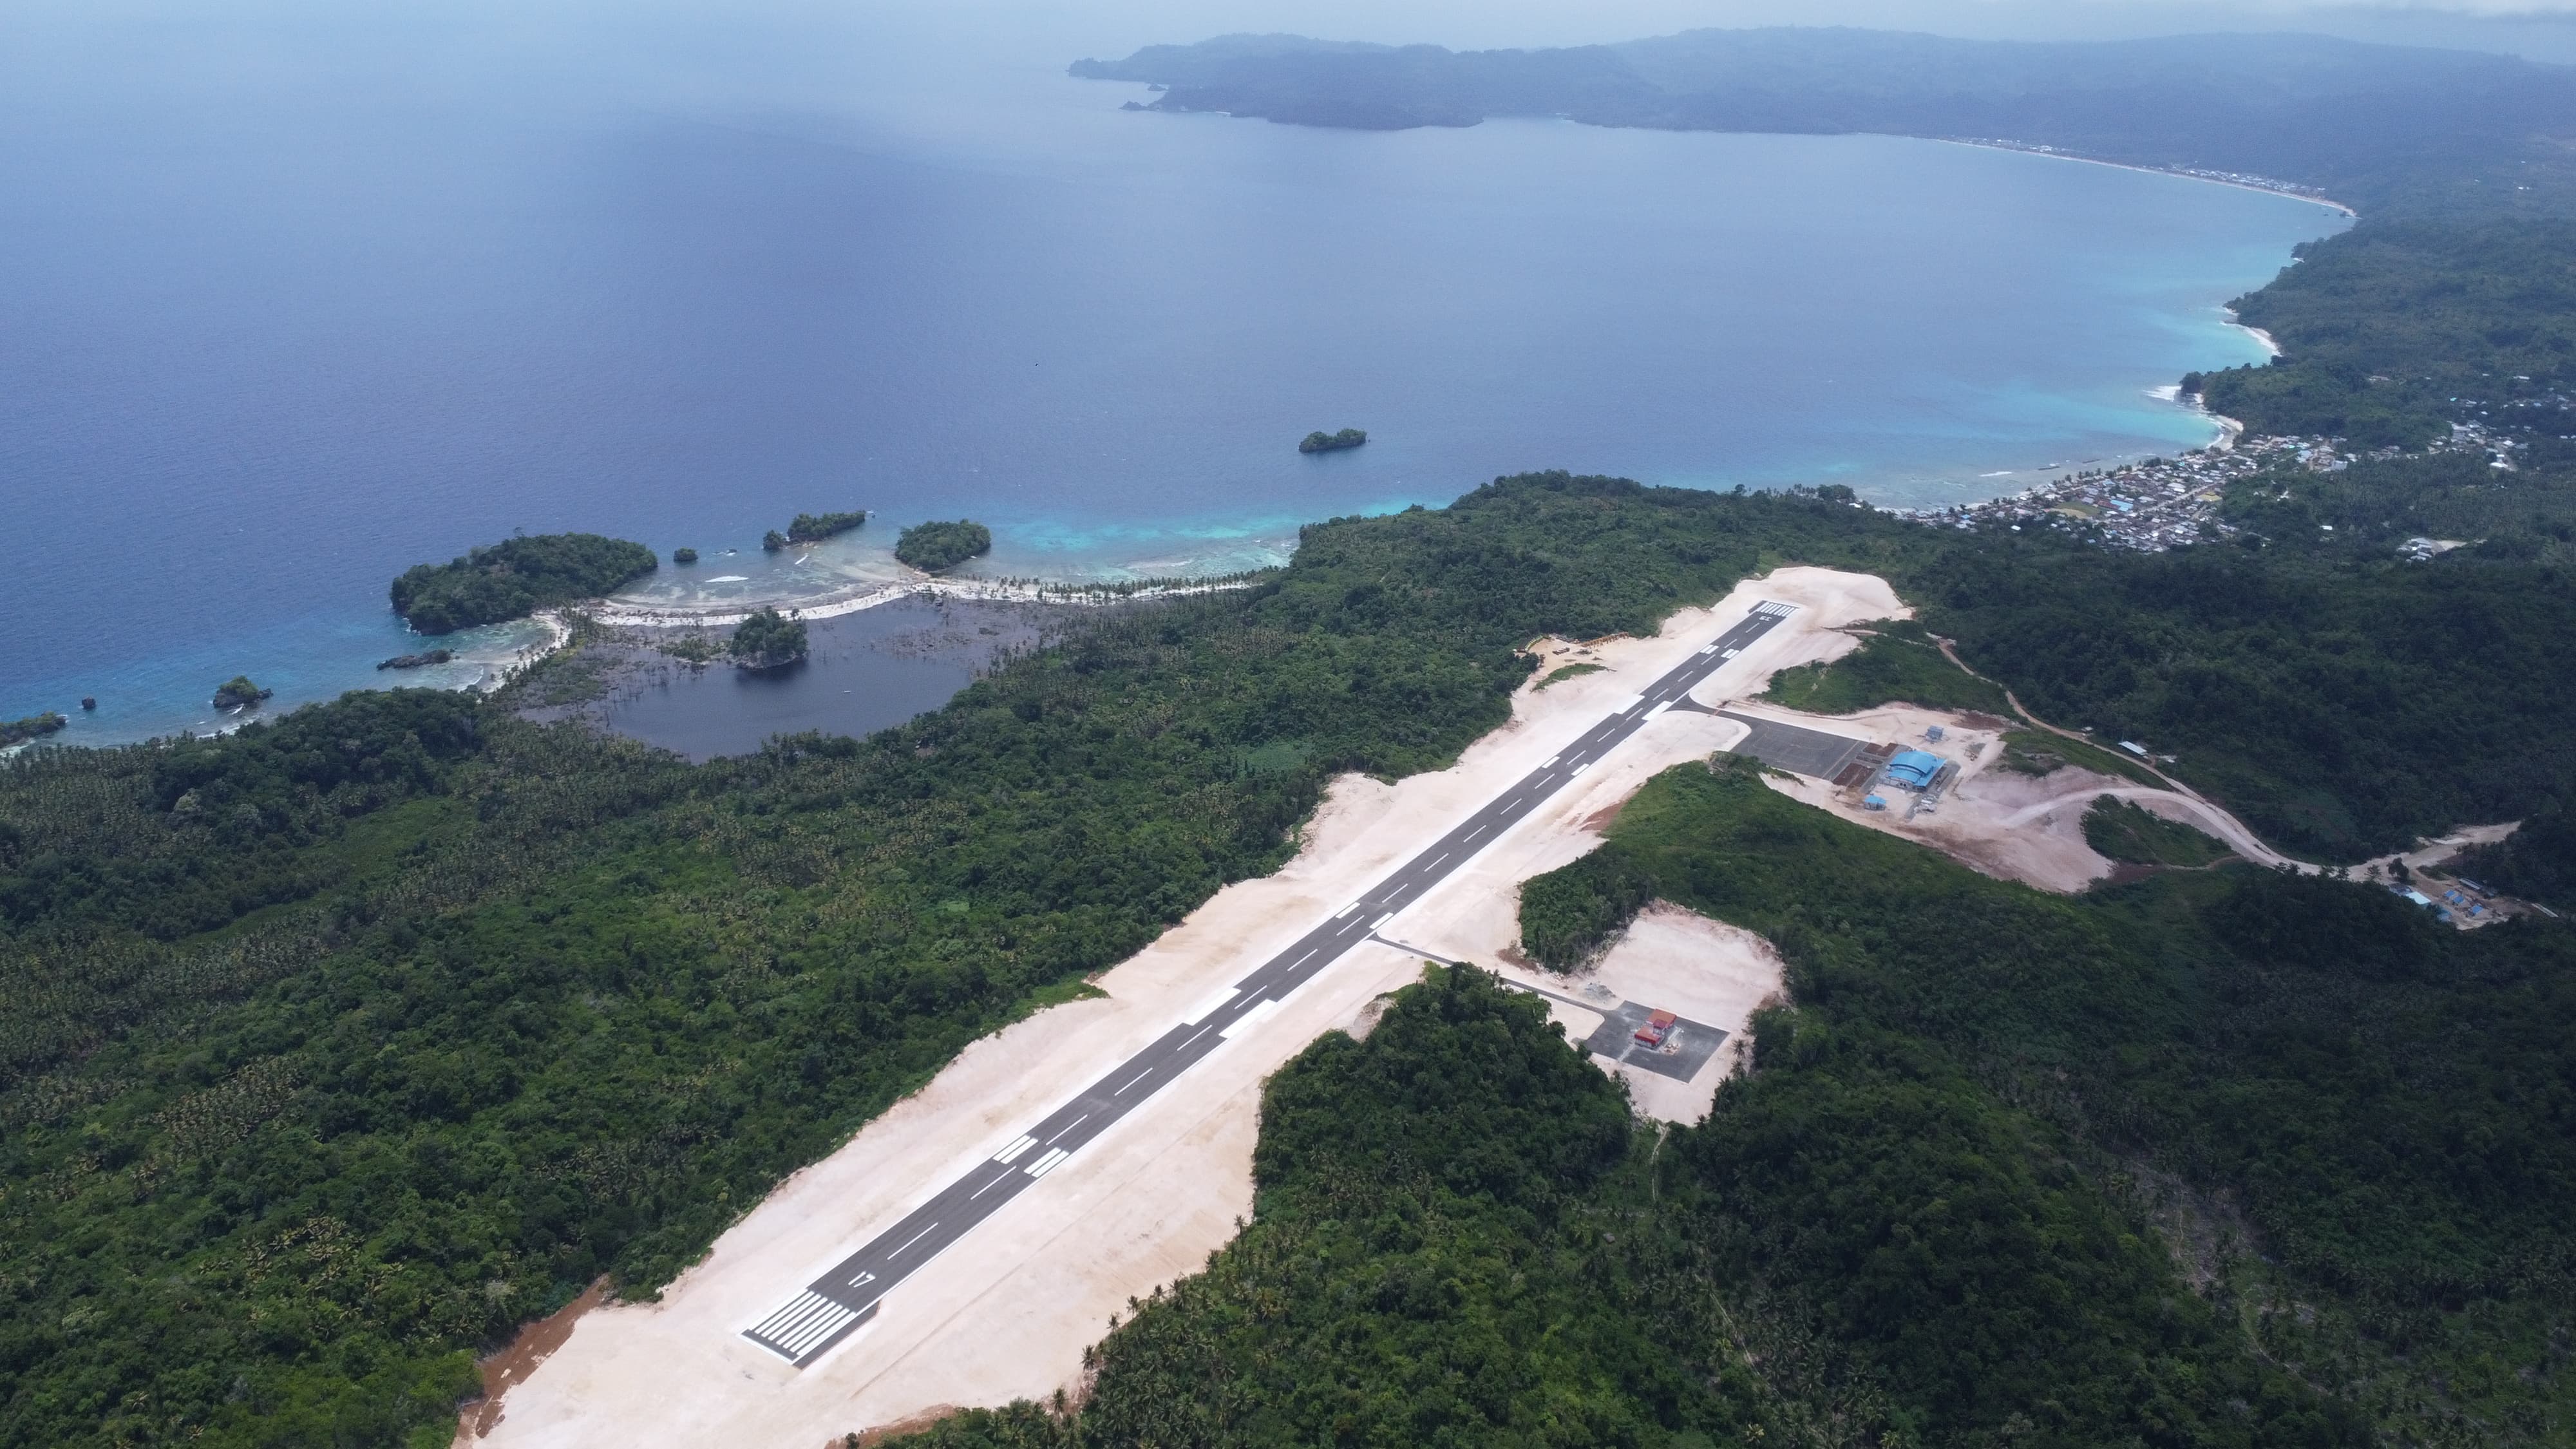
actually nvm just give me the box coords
[0,1,2347,746]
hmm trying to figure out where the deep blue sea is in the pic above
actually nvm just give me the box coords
[0,1,2348,746]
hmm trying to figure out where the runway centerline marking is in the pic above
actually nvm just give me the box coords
[738,598,1799,1368]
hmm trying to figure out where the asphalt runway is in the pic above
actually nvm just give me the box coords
[1713,708,1873,779]
[743,601,1799,1367]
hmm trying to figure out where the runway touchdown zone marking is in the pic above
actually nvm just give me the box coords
[736,600,1799,1368]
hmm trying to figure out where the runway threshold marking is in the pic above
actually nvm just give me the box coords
[738,600,1797,1368]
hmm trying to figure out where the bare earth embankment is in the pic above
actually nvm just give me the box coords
[461,567,1893,1448]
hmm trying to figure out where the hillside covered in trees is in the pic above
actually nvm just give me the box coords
[1073,28,2576,217]
[12,23,2576,1444]
[7,473,2575,1444]
[895,761,2573,1447]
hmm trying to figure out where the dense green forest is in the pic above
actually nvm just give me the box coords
[729,607,809,668]
[2190,220,2576,446]
[386,533,658,635]
[1756,621,2011,717]
[895,759,2574,1446]
[0,714,67,749]
[0,481,1920,1448]
[2456,806,2576,912]
[2081,795,2233,867]
[786,510,869,543]
[23,44,2576,1427]
[8,469,2576,1444]
[896,519,995,572]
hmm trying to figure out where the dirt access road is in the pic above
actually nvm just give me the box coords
[460,568,1895,1448]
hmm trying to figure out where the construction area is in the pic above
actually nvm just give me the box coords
[453,568,1882,1448]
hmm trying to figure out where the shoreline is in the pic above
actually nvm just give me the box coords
[575,573,1260,632]
[1941,137,2360,218]
[2226,315,2282,357]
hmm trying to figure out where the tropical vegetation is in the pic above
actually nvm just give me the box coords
[786,511,868,544]
[386,533,657,635]
[891,759,2574,1447]
[2080,794,2233,867]
[9,465,2576,1444]
[0,714,68,749]
[730,607,809,668]
[895,520,994,572]
[1756,621,2011,717]
[1298,428,1366,453]
[211,677,271,712]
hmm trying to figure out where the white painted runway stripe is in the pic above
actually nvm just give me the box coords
[969,1168,1012,1200]
[756,1291,836,1341]
[780,1302,858,1357]
[783,1299,855,1340]
[745,603,1797,1370]
[1220,998,1280,1039]
[752,1291,860,1359]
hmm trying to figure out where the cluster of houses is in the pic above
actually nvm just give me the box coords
[1902,422,2517,553]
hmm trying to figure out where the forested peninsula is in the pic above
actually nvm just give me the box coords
[387,533,658,635]
[6,24,2576,1449]
[1070,29,2576,216]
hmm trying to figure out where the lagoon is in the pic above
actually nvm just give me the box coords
[0,1,2346,746]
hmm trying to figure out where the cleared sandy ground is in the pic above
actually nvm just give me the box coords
[461,568,1897,1448]
[1720,693,2309,893]
[1409,901,1785,1125]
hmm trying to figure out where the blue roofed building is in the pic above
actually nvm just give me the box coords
[1884,750,1944,790]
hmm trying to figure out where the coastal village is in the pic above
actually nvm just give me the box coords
[1900,420,2517,551]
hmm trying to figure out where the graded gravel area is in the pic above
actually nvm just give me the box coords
[459,567,1896,1448]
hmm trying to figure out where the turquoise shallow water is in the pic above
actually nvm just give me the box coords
[0,3,2345,746]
